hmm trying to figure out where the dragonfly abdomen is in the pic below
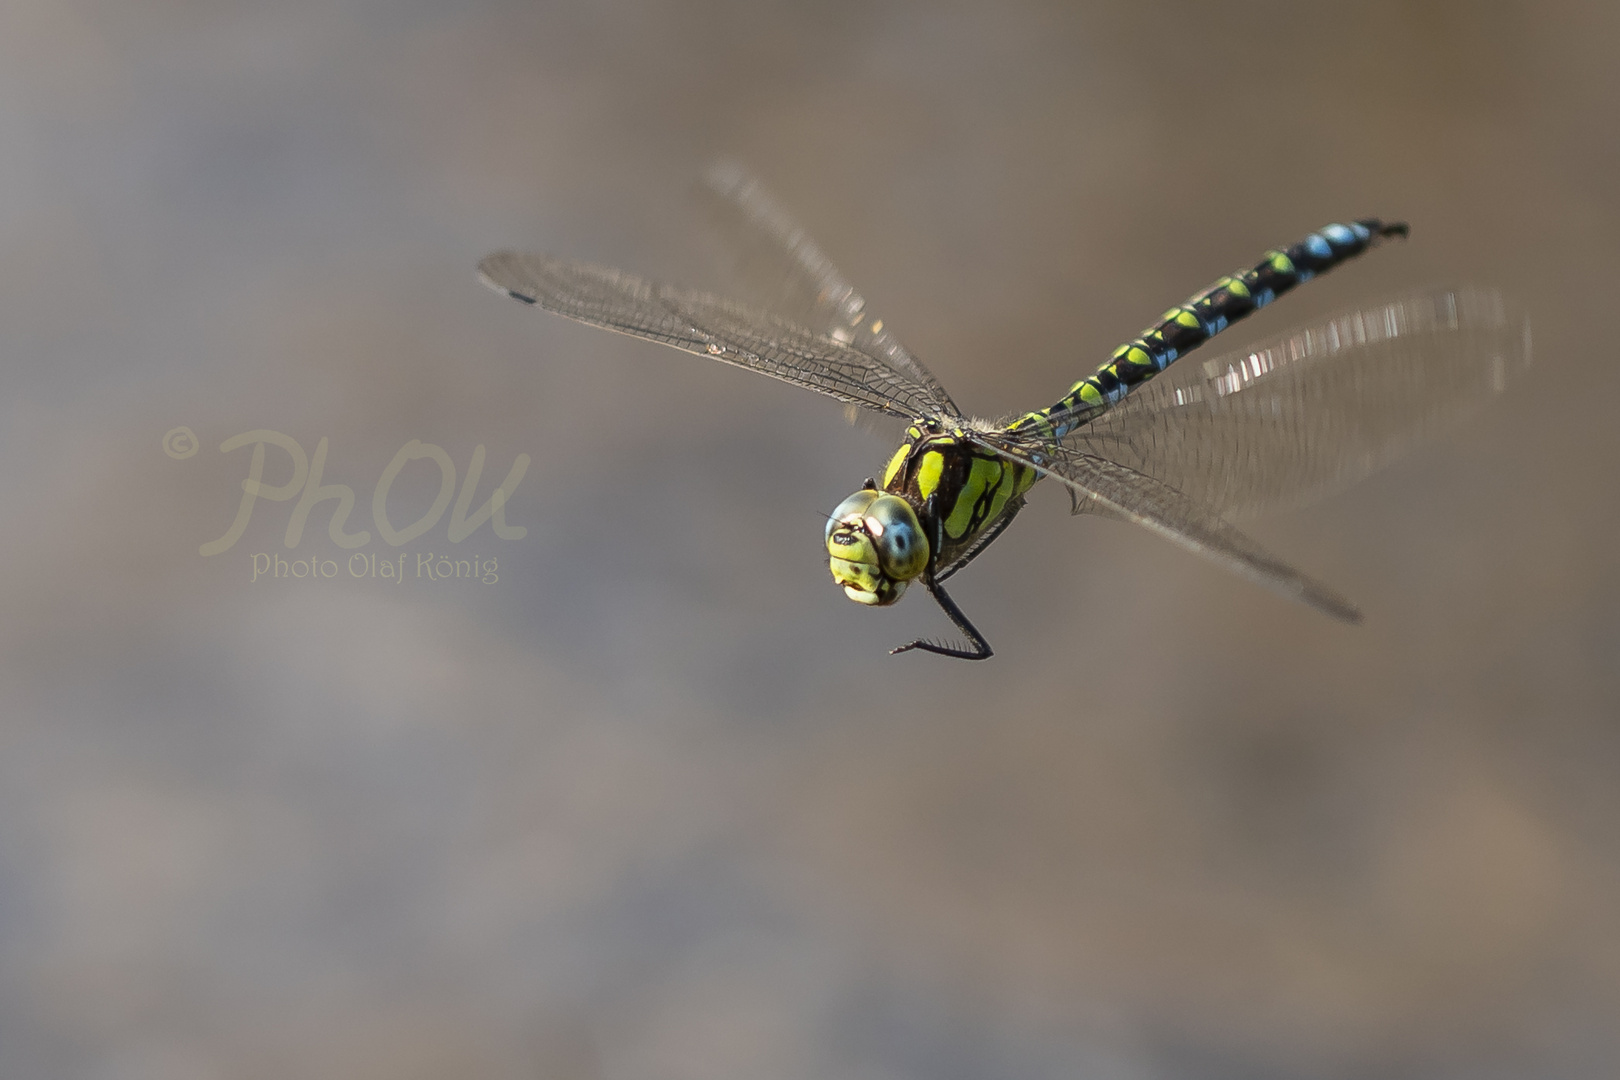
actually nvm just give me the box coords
[1009,219,1408,439]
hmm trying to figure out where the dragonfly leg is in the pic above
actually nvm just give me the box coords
[890,576,993,661]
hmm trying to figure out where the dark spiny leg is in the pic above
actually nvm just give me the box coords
[890,576,993,660]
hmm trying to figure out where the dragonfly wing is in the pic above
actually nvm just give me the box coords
[479,250,953,422]
[699,162,962,418]
[1064,287,1530,516]
[968,433,1363,622]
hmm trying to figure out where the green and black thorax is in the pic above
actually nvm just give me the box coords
[879,421,1041,575]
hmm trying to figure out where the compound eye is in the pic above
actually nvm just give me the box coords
[863,495,928,581]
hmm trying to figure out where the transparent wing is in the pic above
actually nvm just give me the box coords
[1063,287,1531,516]
[478,250,954,422]
[967,432,1363,622]
[698,162,962,417]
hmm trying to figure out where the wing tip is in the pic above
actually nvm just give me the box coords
[476,253,538,305]
[1328,602,1365,625]
[1303,587,1364,625]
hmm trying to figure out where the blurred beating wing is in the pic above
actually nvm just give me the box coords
[1064,287,1531,517]
[478,251,955,422]
[970,431,1364,621]
[697,162,962,418]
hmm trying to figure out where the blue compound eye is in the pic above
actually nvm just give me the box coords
[862,494,928,581]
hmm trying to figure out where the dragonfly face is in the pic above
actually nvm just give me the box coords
[825,487,929,606]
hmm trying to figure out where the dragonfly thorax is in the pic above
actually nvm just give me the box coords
[825,489,929,606]
[879,426,1039,576]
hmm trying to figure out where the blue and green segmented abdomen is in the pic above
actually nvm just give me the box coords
[1009,219,1408,439]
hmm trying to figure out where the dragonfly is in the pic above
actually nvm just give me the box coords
[478,164,1529,659]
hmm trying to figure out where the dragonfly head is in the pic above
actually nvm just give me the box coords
[825,488,929,606]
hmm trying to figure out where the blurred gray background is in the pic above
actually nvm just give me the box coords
[1,1,1616,1077]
